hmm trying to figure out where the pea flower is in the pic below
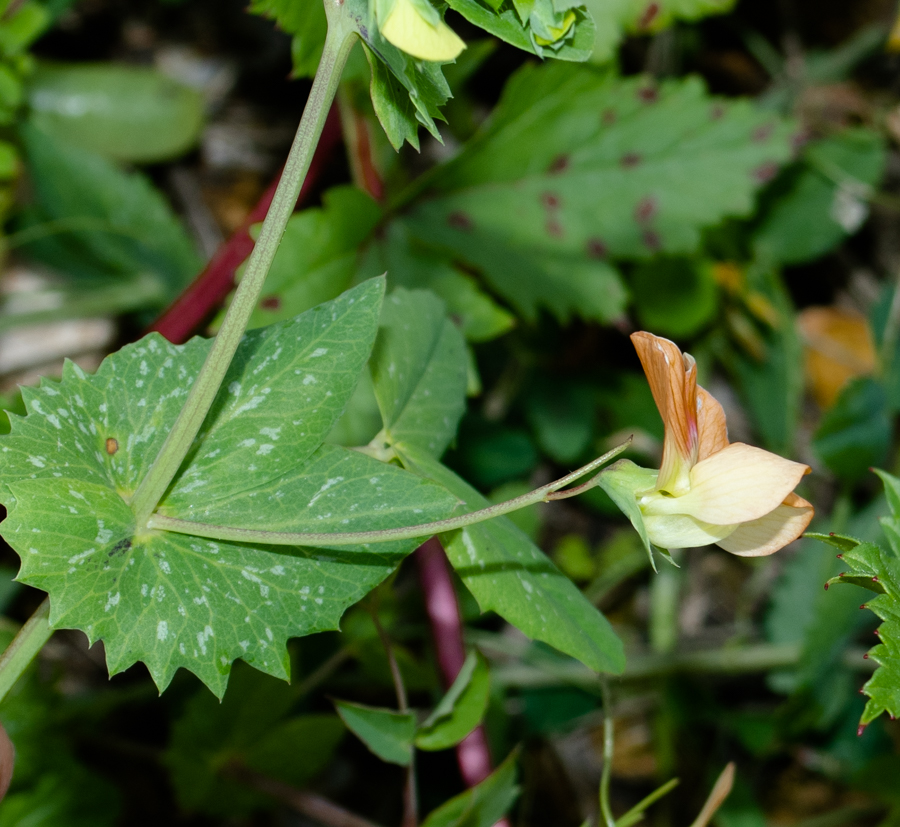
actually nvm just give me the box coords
[378,0,466,62]
[630,331,813,556]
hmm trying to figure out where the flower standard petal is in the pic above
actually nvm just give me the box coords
[716,493,814,557]
[697,386,728,460]
[641,443,809,525]
[631,332,697,494]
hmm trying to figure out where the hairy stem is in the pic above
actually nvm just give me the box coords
[130,2,358,527]
[0,597,52,704]
[146,441,630,546]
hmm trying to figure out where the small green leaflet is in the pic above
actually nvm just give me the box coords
[0,280,459,697]
[334,699,417,765]
[813,512,900,726]
[402,63,795,323]
[371,288,468,459]
[416,651,490,751]
[420,749,520,827]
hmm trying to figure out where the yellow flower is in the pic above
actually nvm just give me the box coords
[631,331,814,556]
[380,0,466,62]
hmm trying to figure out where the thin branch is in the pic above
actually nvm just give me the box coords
[229,763,386,827]
[369,609,417,827]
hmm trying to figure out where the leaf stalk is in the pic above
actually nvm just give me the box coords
[146,440,631,547]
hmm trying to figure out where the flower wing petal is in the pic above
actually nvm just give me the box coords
[697,385,728,460]
[642,443,809,525]
[643,512,738,550]
[716,493,814,557]
[381,0,466,61]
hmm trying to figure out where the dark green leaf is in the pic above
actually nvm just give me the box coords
[630,257,718,338]
[396,443,626,675]
[334,699,417,765]
[416,652,490,751]
[754,127,886,265]
[18,121,201,296]
[420,749,519,827]
[813,377,891,483]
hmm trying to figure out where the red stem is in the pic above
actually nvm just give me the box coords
[147,107,342,344]
[414,539,497,789]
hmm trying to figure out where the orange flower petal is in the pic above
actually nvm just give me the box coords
[716,493,814,557]
[631,332,697,494]
[696,385,728,461]
[642,443,809,525]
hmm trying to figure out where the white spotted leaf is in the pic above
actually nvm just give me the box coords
[0,279,459,696]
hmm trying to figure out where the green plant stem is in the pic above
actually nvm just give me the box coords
[146,441,630,546]
[0,597,52,703]
[598,677,616,827]
[129,2,358,528]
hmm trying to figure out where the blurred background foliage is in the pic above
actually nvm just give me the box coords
[1,0,900,825]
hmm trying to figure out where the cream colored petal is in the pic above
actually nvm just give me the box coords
[643,512,738,550]
[381,0,466,62]
[697,385,728,460]
[717,493,814,557]
[631,332,697,494]
[642,443,809,525]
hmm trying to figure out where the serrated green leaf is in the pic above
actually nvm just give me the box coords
[396,443,626,674]
[27,63,205,163]
[416,652,490,751]
[446,0,595,62]
[371,288,468,458]
[334,699,417,765]
[805,532,862,553]
[351,0,453,150]
[0,282,458,696]
[18,121,201,295]
[420,749,519,827]
[810,527,900,726]
[402,63,793,323]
